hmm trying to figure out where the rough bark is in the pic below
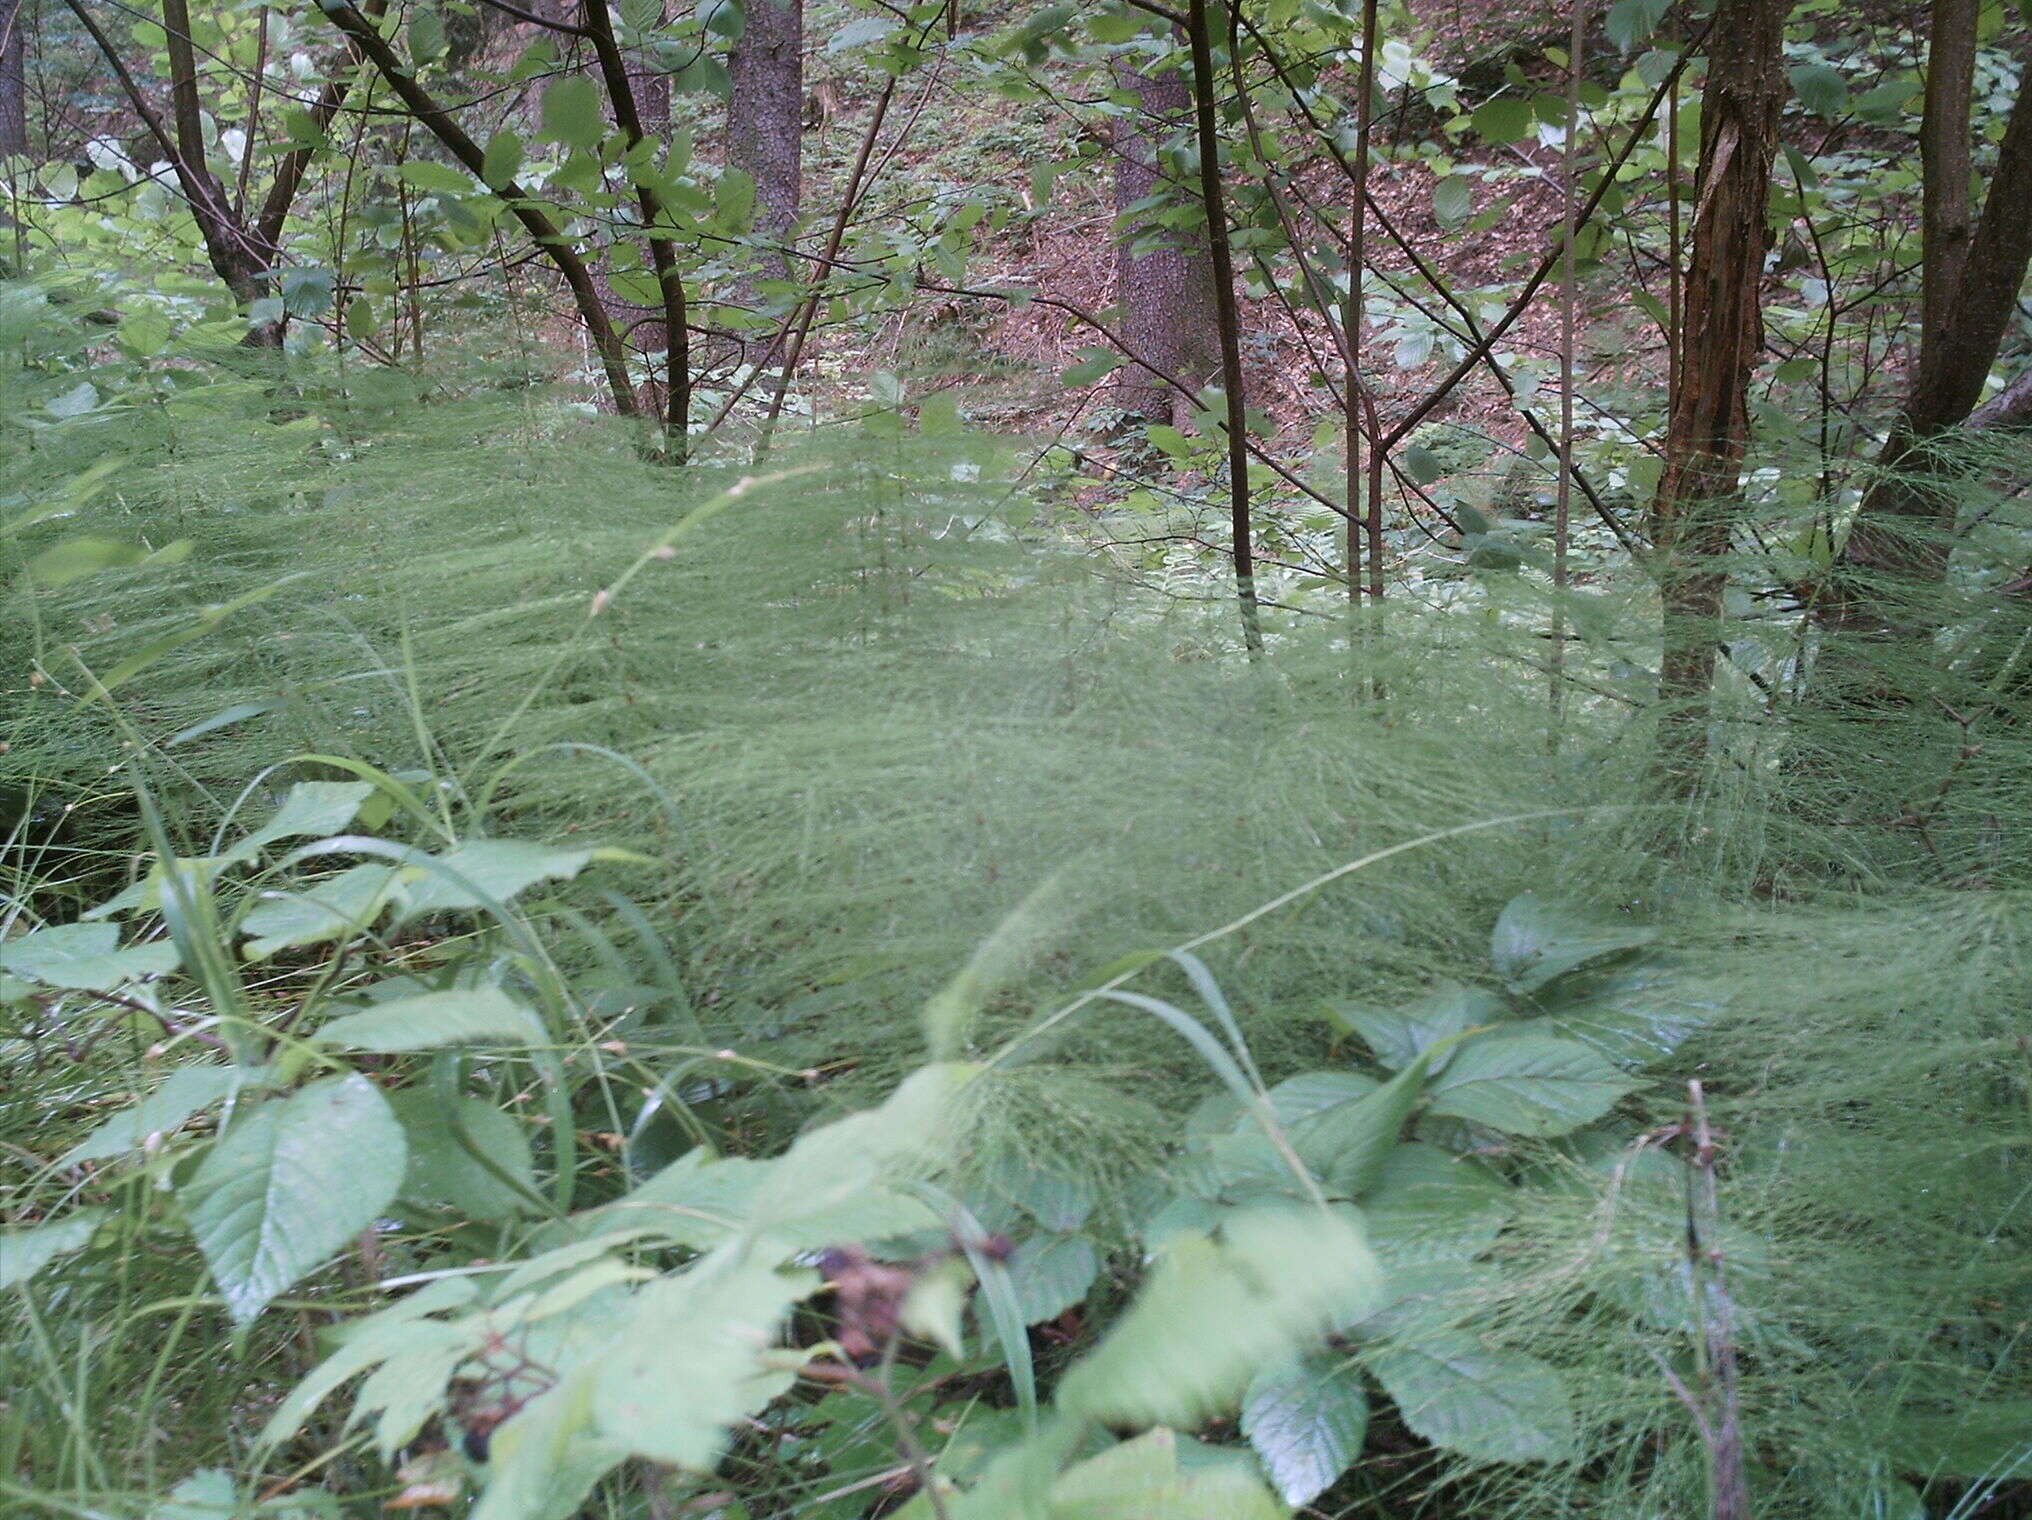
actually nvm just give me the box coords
[0,0,27,160]
[727,0,802,282]
[1921,0,1978,359]
[1111,38,1220,425]
[1648,0,1785,774]
[1818,32,2032,646]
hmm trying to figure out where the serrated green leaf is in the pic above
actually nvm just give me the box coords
[400,160,474,195]
[1790,62,1850,119]
[482,130,525,188]
[317,986,547,1052]
[1325,983,1502,1070]
[241,863,400,960]
[223,781,377,865]
[1472,96,1535,144]
[1424,1030,1637,1137]
[1061,348,1123,387]
[391,1092,542,1220]
[1242,1350,1369,1506]
[1432,175,1473,229]
[1006,1233,1100,1324]
[182,1075,406,1323]
[400,839,599,917]
[1489,894,1657,993]
[1364,1333,1573,1462]
[540,75,606,150]
[1058,1206,1382,1429]
[592,1254,810,1467]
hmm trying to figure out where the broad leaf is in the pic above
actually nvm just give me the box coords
[592,1253,811,1467]
[0,920,178,993]
[61,1065,258,1165]
[1324,982,1501,1071]
[400,840,600,917]
[182,1074,407,1323]
[1290,1049,1438,1197]
[391,1092,542,1221]
[1048,1428,1286,1520]
[1490,895,1656,993]
[317,986,548,1052]
[1058,1206,1382,1429]
[1425,1030,1637,1137]
[1242,1351,1370,1506]
[222,781,376,864]
[240,863,399,959]
[540,75,605,150]
[0,1210,106,1289]
[1539,963,1708,1067]
[1006,1233,1100,1324]
[1364,1332,1573,1463]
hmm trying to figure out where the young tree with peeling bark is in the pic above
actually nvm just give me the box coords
[1648,0,1785,776]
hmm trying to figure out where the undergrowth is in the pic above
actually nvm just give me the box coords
[2,296,2030,1519]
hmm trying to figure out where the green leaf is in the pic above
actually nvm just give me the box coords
[400,839,600,917]
[1604,0,1668,50]
[317,986,548,1052]
[1049,1428,1286,1520]
[1242,1351,1370,1506]
[1061,348,1123,387]
[1361,1144,1512,1270]
[0,1210,107,1290]
[1540,962,1708,1067]
[1265,1069,1379,1125]
[699,0,744,38]
[482,130,525,188]
[147,1468,238,1520]
[1472,96,1535,144]
[1424,1030,1637,1137]
[1789,62,1850,119]
[1058,1206,1382,1430]
[592,1254,810,1467]
[391,1092,542,1221]
[241,863,400,960]
[399,160,474,195]
[0,921,178,993]
[1289,1048,1439,1197]
[1324,983,1502,1071]
[223,781,377,865]
[182,1075,407,1324]
[742,1065,973,1251]
[61,1065,258,1165]
[1432,175,1473,229]
[827,15,897,51]
[540,75,606,150]
[257,1275,481,1446]
[1006,1233,1100,1324]
[1489,893,1657,993]
[407,4,446,63]
[1363,1333,1573,1462]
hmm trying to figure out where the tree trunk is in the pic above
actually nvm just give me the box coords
[1111,38,1219,425]
[1816,29,2032,658]
[0,0,28,160]
[1648,0,1785,776]
[727,0,801,282]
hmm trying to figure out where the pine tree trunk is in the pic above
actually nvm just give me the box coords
[1111,41,1219,425]
[727,0,801,282]
[1649,0,1784,776]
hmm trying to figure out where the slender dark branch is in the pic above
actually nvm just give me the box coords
[316,0,639,416]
